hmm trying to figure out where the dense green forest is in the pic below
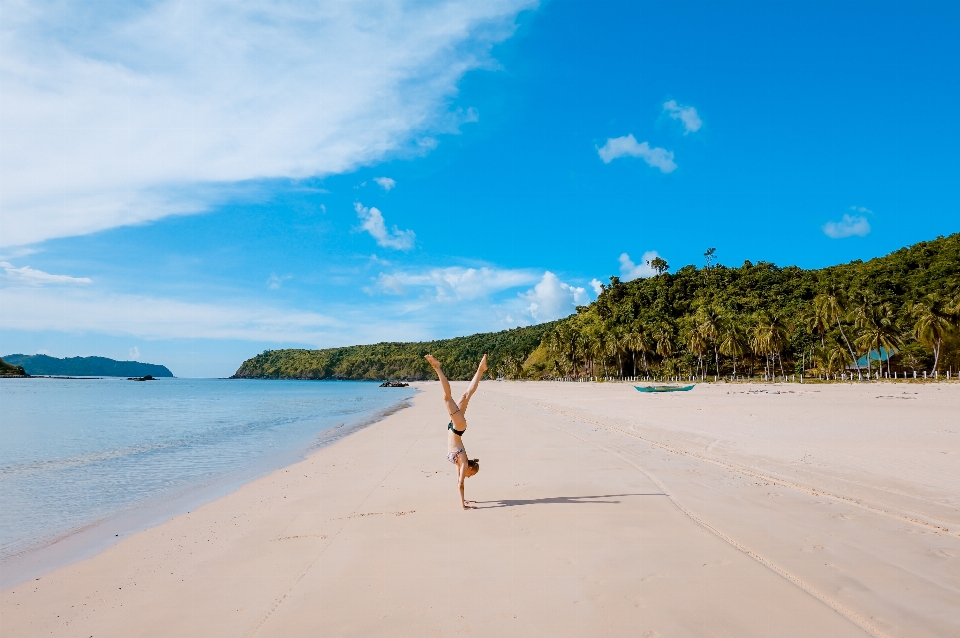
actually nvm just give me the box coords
[234,234,960,382]
[232,322,558,380]
[530,233,960,381]
[1,355,174,378]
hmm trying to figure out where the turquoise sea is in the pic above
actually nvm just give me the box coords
[0,378,414,583]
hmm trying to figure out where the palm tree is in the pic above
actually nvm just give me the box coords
[686,326,708,380]
[912,296,952,374]
[855,302,901,378]
[654,324,674,359]
[805,301,830,347]
[696,305,723,377]
[718,318,747,376]
[751,311,790,379]
[814,288,860,378]
[812,340,849,378]
[653,324,674,379]
[625,327,652,377]
[606,328,625,378]
[750,319,772,378]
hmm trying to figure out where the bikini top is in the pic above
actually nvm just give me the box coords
[448,421,465,437]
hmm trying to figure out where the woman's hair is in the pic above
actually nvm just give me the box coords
[467,458,480,473]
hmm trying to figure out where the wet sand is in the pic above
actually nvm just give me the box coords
[2,381,957,637]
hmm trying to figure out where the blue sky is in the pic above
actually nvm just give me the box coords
[2,0,958,377]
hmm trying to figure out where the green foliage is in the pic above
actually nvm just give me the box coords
[234,234,960,382]
[232,322,558,381]
[538,234,960,379]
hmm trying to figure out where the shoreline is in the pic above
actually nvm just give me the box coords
[0,391,418,589]
[2,381,957,637]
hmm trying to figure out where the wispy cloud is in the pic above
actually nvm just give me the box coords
[597,135,677,173]
[822,214,871,239]
[618,251,661,281]
[663,100,702,134]
[850,205,873,214]
[0,0,535,247]
[1,262,92,286]
[266,274,293,290]
[373,266,538,301]
[128,347,140,360]
[374,177,397,191]
[355,203,416,251]
[521,271,588,322]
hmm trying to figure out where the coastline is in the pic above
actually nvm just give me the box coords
[2,380,957,637]
[0,388,418,589]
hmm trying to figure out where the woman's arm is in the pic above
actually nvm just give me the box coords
[458,461,469,509]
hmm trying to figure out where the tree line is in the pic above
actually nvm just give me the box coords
[232,323,557,381]
[232,234,959,382]
[525,234,959,381]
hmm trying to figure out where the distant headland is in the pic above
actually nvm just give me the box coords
[1,355,173,378]
[0,357,29,377]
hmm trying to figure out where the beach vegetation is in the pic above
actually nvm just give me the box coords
[530,233,960,381]
[233,234,960,381]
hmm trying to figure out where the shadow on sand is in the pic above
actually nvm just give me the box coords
[473,493,665,509]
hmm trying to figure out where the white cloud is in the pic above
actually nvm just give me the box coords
[355,203,416,251]
[850,205,873,214]
[373,266,538,301]
[1,262,92,286]
[590,278,604,296]
[619,251,661,281]
[822,214,871,239]
[128,346,140,360]
[267,274,293,290]
[597,135,677,173]
[374,177,397,191]
[663,100,702,134]
[521,272,588,322]
[0,0,535,247]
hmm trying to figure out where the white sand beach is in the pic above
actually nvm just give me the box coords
[2,381,958,637]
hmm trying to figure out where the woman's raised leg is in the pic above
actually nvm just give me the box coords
[424,355,460,416]
[458,354,488,414]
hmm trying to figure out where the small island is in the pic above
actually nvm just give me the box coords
[2,354,173,378]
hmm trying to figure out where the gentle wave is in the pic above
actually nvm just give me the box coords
[0,378,414,561]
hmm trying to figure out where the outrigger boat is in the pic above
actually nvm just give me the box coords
[634,384,695,393]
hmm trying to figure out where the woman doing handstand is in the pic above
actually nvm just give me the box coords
[424,354,487,509]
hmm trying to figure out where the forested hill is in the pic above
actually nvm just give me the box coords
[2,355,174,378]
[526,233,959,380]
[234,234,959,382]
[232,322,558,381]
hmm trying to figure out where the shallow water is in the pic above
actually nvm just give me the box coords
[0,378,414,562]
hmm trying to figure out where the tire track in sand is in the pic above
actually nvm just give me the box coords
[531,410,887,638]
[536,403,957,539]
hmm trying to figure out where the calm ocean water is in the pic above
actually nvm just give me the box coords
[0,378,415,564]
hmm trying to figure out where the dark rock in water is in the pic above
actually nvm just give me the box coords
[379,380,409,387]
[128,375,156,381]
